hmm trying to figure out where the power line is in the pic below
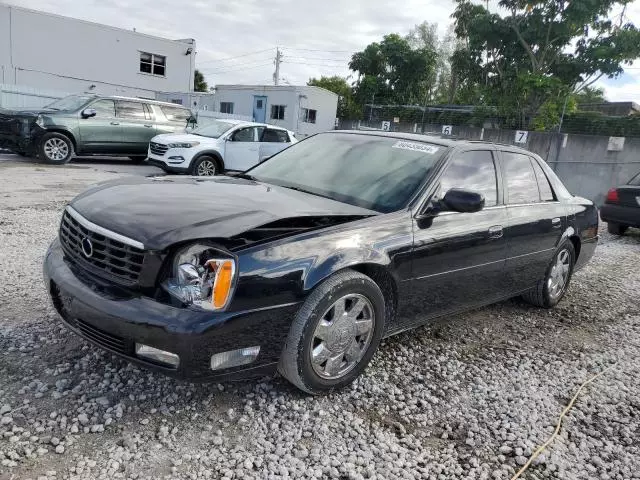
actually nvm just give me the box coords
[284,60,348,68]
[197,48,274,65]
[285,56,349,63]
[199,62,273,74]
[284,46,352,53]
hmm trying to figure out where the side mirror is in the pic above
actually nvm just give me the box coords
[81,108,97,119]
[442,189,485,213]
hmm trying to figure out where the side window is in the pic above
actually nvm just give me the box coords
[88,99,115,117]
[439,150,498,207]
[261,129,289,143]
[117,101,146,120]
[502,152,540,204]
[160,105,191,122]
[231,127,256,142]
[531,159,555,201]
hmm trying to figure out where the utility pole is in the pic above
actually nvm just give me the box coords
[273,47,282,86]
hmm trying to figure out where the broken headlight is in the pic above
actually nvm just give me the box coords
[162,244,236,311]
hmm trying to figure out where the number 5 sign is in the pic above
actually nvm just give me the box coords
[515,130,529,144]
[442,125,453,135]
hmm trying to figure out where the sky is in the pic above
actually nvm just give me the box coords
[9,0,640,102]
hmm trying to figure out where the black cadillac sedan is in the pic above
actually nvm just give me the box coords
[44,131,598,394]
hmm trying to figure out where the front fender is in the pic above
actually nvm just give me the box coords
[303,247,390,292]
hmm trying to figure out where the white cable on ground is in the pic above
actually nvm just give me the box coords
[509,363,617,480]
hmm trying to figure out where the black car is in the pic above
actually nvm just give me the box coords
[600,171,640,235]
[43,131,599,394]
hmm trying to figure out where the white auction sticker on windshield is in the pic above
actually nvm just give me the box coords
[392,141,440,154]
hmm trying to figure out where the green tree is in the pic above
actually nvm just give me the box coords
[452,0,640,128]
[308,76,360,119]
[406,22,461,104]
[194,69,208,92]
[349,34,437,107]
[573,87,607,105]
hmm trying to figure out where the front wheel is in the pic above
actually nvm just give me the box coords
[607,222,628,235]
[521,241,575,308]
[39,132,74,164]
[278,270,385,395]
[191,156,220,176]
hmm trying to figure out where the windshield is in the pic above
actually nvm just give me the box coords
[249,133,445,213]
[45,95,95,111]
[192,120,236,138]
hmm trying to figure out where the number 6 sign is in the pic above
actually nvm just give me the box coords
[515,130,528,144]
[442,125,453,135]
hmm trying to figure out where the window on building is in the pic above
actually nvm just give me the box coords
[502,151,541,204]
[438,150,498,207]
[170,99,183,105]
[88,99,116,118]
[302,108,317,124]
[161,105,192,123]
[271,105,285,120]
[116,101,146,119]
[140,52,166,76]
[220,102,234,114]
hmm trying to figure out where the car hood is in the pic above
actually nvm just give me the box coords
[0,107,58,118]
[152,133,217,144]
[69,176,377,250]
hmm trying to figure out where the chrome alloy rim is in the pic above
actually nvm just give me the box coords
[44,138,69,161]
[548,249,570,300]
[310,294,375,380]
[197,159,217,176]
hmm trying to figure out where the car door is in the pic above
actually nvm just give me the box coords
[499,150,567,293]
[404,148,508,326]
[224,126,260,171]
[258,128,291,162]
[115,100,156,154]
[155,104,192,135]
[77,99,123,153]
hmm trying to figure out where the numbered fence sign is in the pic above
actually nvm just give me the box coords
[442,125,453,135]
[515,130,529,144]
[381,121,391,131]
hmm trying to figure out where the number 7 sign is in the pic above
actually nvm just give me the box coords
[515,130,528,144]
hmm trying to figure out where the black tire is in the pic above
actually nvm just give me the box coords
[607,222,628,235]
[521,240,576,308]
[278,270,385,395]
[39,132,74,164]
[191,155,220,176]
[129,156,148,164]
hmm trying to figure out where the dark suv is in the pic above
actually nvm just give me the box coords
[0,94,194,164]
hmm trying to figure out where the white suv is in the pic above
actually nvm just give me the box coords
[147,119,297,176]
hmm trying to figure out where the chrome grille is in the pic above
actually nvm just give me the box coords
[149,142,169,156]
[59,210,145,285]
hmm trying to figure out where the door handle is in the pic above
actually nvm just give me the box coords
[110,122,120,125]
[552,217,561,228]
[143,124,153,128]
[488,225,503,239]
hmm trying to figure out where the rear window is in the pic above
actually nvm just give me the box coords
[628,172,640,186]
[161,105,192,122]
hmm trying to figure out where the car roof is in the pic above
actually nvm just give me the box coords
[89,94,191,109]
[330,130,536,156]
[212,119,289,130]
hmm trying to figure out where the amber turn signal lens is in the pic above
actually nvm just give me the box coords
[212,260,234,309]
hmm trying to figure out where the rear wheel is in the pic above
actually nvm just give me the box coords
[607,222,628,235]
[39,132,74,164]
[278,270,385,395]
[191,155,220,176]
[521,241,575,308]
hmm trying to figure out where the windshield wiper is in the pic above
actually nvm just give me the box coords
[233,173,256,181]
[279,184,336,201]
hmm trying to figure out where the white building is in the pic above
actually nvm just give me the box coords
[212,85,339,137]
[0,3,195,99]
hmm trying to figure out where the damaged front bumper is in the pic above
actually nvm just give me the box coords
[43,238,299,381]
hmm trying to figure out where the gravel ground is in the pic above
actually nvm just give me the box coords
[1,153,639,480]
